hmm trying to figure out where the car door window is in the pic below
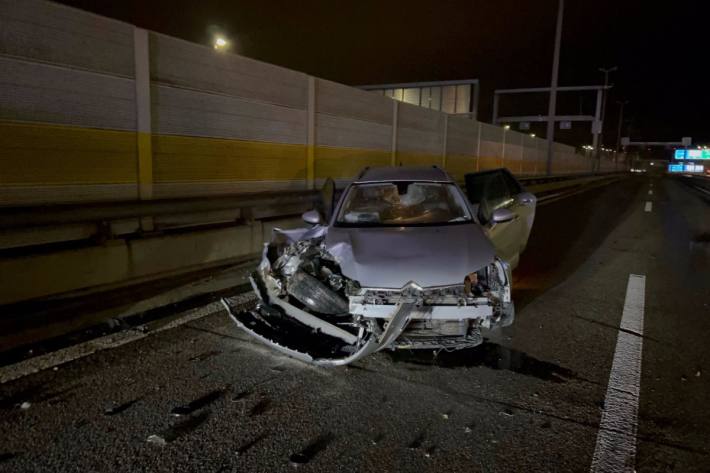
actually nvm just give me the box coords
[501,171,523,197]
[465,171,513,224]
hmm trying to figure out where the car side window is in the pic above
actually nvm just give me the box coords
[501,171,523,196]
[466,172,512,224]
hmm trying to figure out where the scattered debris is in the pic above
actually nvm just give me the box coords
[500,408,514,417]
[464,426,472,434]
[696,369,701,377]
[146,434,167,447]
[19,402,31,410]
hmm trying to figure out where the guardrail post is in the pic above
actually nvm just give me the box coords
[441,114,448,168]
[133,27,154,231]
[306,76,316,189]
[391,100,399,166]
[534,138,539,175]
[475,122,482,171]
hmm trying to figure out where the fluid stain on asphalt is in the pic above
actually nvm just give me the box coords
[0,383,81,409]
[171,389,226,416]
[249,399,272,416]
[0,453,19,463]
[289,433,334,466]
[388,342,576,383]
[0,383,45,409]
[408,432,425,449]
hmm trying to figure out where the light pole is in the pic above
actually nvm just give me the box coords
[545,0,564,176]
[615,100,629,169]
[502,124,510,168]
[596,66,617,171]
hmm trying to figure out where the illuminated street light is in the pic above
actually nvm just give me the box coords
[503,124,510,130]
[213,36,229,50]
[530,133,536,137]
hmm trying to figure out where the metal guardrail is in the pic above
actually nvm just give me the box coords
[676,174,710,197]
[0,190,320,229]
[0,172,627,252]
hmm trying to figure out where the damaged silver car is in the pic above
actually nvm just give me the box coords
[222,166,536,366]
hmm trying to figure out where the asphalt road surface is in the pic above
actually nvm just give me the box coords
[1,176,708,472]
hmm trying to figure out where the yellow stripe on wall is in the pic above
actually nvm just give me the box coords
[2,120,579,207]
[445,153,478,181]
[396,151,443,168]
[0,121,137,185]
[315,147,390,179]
[153,134,307,182]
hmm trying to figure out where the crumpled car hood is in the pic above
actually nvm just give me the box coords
[324,223,496,288]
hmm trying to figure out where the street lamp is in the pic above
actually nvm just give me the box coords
[596,66,617,171]
[213,36,229,51]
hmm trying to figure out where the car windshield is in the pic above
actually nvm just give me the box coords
[336,181,473,226]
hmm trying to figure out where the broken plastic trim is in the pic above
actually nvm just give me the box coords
[249,275,356,345]
[221,298,420,367]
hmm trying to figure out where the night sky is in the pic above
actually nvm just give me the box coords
[56,0,709,150]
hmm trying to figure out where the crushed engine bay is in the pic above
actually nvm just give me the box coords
[221,226,515,366]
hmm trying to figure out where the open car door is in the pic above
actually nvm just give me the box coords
[464,169,536,269]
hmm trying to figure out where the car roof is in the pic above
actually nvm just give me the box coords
[353,166,454,183]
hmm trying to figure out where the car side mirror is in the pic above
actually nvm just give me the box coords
[491,208,515,224]
[516,192,536,206]
[302,209,323,225]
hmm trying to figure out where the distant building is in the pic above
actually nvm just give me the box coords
[359,79,480,120]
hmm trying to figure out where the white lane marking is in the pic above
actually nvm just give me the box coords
[0,302,226,384]
[590,274,646,473]
[644,201,652,212]
[648,190,653,195]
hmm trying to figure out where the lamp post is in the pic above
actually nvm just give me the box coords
[614,100,629,170]
[595,66,617,171]
[545,0,564,176]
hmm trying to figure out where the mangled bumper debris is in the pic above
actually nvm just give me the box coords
[221,226,515,366]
